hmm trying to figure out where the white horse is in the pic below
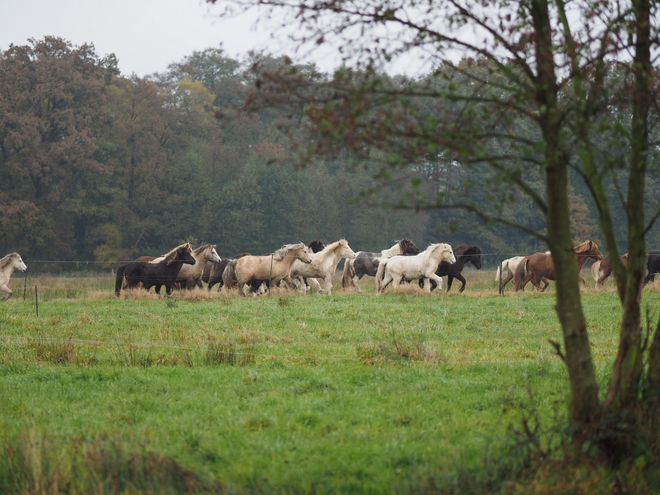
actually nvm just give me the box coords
[289,239,357,295]
[495,256,526,294]
[0,252,27,300]
[376,243,455,294]
[341,239,419,293]
[151,244,221,289]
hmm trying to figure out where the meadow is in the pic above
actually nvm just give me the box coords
[1,270,658,494]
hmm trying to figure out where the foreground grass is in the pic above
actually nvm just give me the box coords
[1,272,659,493]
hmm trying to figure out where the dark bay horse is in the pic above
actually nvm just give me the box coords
[513,240,603,292]
[115,245,196,296]
[341,239,420,292]
[421,244,483,292]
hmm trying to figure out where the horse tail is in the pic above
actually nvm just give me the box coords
[115,265,126,297]
[495,262,503,281]
[375,259,388,292]
[591,261,601,287]
[222,260,239,289]
[341,258,356,288]
[513,258,528,291]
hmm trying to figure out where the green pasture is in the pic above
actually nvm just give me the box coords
[1,272,658,494]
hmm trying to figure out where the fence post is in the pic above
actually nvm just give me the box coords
[35,285,39,317]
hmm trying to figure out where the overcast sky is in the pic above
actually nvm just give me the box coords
[0,0,284,76]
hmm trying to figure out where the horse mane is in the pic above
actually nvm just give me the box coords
[453,245,481,257]
[398,238,417,253]
[321,239,347,254]
[274,243,306,261]
[422,243,443,265]
[192,244,213,255]
[163,244,192,265]
[0,252,19,270]
[573,240,595,254]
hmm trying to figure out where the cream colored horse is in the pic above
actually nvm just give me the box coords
[0,252,27,300]
[376,243,455,294]
[234,243,312,295]
[290,239,357,295]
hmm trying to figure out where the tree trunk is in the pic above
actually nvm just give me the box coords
[603,0,651,409]
[531,0,599,427]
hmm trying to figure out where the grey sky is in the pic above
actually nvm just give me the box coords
[0,0,275,76]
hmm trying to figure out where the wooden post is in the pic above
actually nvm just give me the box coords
[35,285,39,317]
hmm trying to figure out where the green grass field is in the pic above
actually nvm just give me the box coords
[1,271,658,494]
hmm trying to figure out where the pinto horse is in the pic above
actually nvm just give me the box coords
[115,245,196,296]
[234,243,312,295]
[421,244,483,292]
[592,253,629,287]
[0,252,27,300]
[496,252,551,294]
[341,239,420,292]
[513,240,603,292]
[376,243,456,294]
[290,239,357,295]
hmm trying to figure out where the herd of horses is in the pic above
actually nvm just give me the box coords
[2,240,660,300]
[112,239,483,297]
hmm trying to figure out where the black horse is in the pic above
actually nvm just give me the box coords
[644,250,660,285]
[420,245,483,292]
[115,245,196,296]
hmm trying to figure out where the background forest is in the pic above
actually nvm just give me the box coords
[1,37,658,269]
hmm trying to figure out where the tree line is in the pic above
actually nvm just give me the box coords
[1,36,657,269]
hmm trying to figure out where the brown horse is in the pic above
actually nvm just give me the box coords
[592,253,629,287]
[514,240,603,292]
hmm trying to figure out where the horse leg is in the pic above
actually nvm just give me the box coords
[531,276,546,292]
[308,277,324,294]
[516,272,534,292]
[499,272,514,294]
[445,276,454,292]
[429,274,443,292]
[377,274,393,294]
[307,277,327,295]
[0,285,12,300]
[353,274,364,293]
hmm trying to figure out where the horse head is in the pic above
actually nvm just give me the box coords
[1,253,27,272]
[165,246,197,266]
[338,239,357,259]
[441,244,457,264]
[398,239,420,255]
[574,240,603,261]
[198,244,221,263]
[296,244,313,264]
[467,246,483,269]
